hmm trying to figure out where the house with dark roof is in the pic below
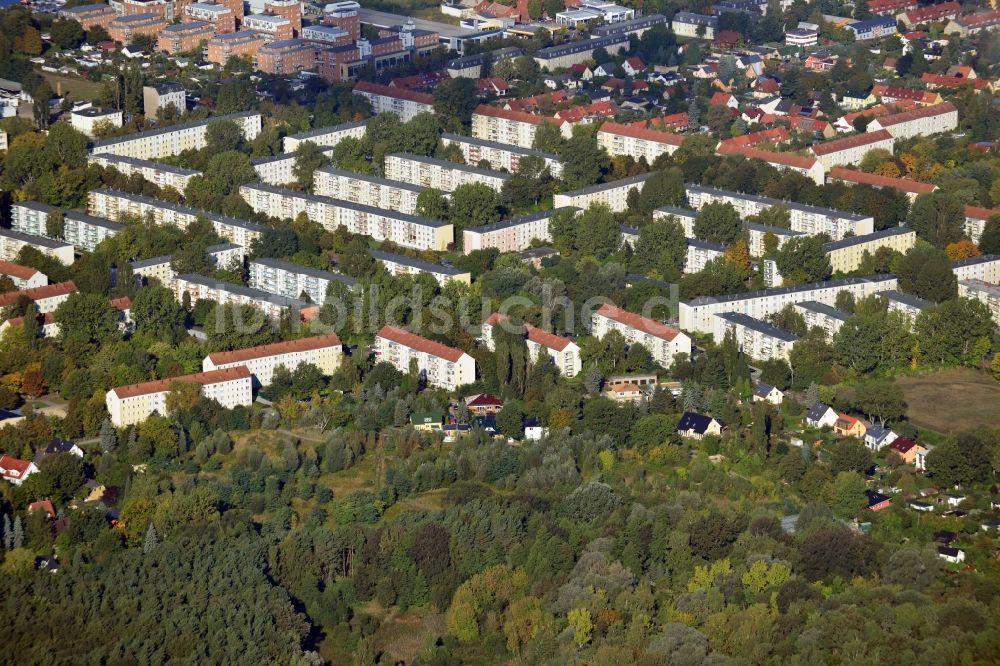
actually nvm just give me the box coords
[677,411,724,439]
[864,425,898,451]
[805,403,838,429]
[32,438,84,466]
[887,437,928,470]
[752,382,783,405]
[465,393,504,415]
[937,546,965,564]
[866,489,891,511]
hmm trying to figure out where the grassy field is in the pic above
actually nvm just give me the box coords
[40,71,103,102]
[897,368,1000,435]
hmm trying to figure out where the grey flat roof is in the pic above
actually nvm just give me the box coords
[687,184,871,222]
[91,188,266,233]
[441,132,558,161]
[685,274,896,306]
[794,300,850,321]
[717,311,798,342]
[93,153,200,176]
[64,210,125,231]
[882,289,933,310]
[952,254,1000,268]
[387,152,511,180]
[688,238,727,251]
[73,107,118,117]
[250,257,357,286]
[132,254,172,269]
[205,242,241,253]
[14,201,54,214]
[0,227,73,250]
[241,182,449,228]
[447,46,522,68]
[91,111,258,148]
[175,273,311,308]
[356,7,474,39]
[315,165,425,193]
[959,279,1000,297]
[744,221,805,236]
[535,34,628,59]
[655,205,698,219]
[285,119,368,142]
[593,13,666,35]
[823,226,913,252]
[467,207,579,234]
[371,250,466,276]
[560,172,652,197]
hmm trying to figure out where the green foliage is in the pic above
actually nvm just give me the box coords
[895,244,957,303]
[694,202,742,245]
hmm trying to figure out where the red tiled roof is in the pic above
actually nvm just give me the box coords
[596,303,682,342]
[965,205,1000,221]
[110,365,251,400]
[377,325,466,362]
[903,1,959,23]
[0,261,40,280]
[5,311,55,329]
[629,113,689,132]
[957,9,1000,28]
[710,92,735,106]
[828,167,937,194]
[719,126,790,148]
[872,102,956,127]
[485,313,573,351]
[28,499,55,518]
[841,100,916,126]
[871,85,939,103]
[718,144,818,169]
[835,414,859,427]
[0,455,33,478]
[889,437,924,454]
[811,129,893,156]
[868,0,914,13]
[110,296,132,311]
[599,121,685,145]
[473,104,546,125]
[788,116,830,132]
[467,393,503,407]
[207,333,343,366]
[0,281,77,308]
[353,80,433,105]
[921,73,991,90]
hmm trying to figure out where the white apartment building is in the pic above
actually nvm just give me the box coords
[794,300,851,340]
[90,112,262,160]
[0,261,46,289]
[248,258,356,306]
[823,226,916,273]
[143,82,186,119]
[471,105,548,150]
[62,211,124,252]
[0,281,78,314]
[314,166,424,215]
[384,153,510,193]
[685,185,874,241]
[553,173,654,213]
[653,206,698,237]
[202,334,344,386]
[282,119,368,152]
[88,189,266,249]
[958,279,1000,326]
[374,325,476,391]
[370,250,471,286]
[713,312,798,361]
[482,313,582,377]
[11,201,56,237]
[70,107,123,137]
[591,303,692,368]
[238,182,453,251]
[106,365,253,427]
[685,239,727,273]
[171,273,320,321]
[744,222,804,257]
[352,81,434,122]
[961,205,998,244]
[883,289,933,321]
[810,129,895,168]
[597,122,684,163]
[672,11,717,39]
[867,102,958,140]
[463,208,576,255]
[679,274,897,333]
[0,228,75,265]
[206,242,244,270]
[533,33,628,69]
[132,255,175,284]
[252,148,334,186]
[89,153,200,192]
[952,255,1000,283]
[440,133,563,178]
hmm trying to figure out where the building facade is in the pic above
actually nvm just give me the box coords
[248,258,356,306]
[374,325,476,390]
[106,366,253,427]
[314,166,424,214]
[713,312,797,360]
[591,303,692,368]
[383,153,509,193]
[203,334,343,386]
[553,173,653,213]
[90,112,262,160]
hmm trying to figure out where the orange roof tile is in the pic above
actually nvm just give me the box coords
[377,325,466,362]
[599,121,685,145]
[872,102,956,127]
[596,303,682,342]
[828,167,937,194]
[353,80,433,105]
[0,261,41,281]
[111,365,251,400]
[207,333,342,365]
[811,129,892,156]
[965,205,1000,220]
[717,144,818,169]
[0,281,77,308]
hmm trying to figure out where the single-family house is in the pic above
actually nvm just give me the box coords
[806,403,838,429]
[752,382,784,405]
[443,423,472,442]
[864,425,898,451]
[524,417,548,441]
[908,500,934,512]
[887,437,928,470]
[622,57,646,77]
[834,414,867,438]
[0,454,38,485]
[604,382,646,403]
[866,490,892,511]
[28,499,56,519]
[410,412,444,432]
[677,411,724,439]
[941,493,966,508]
[937,546,965,564]
[32,438,84,466]
[472,414,497,433]
[465,393,504,415]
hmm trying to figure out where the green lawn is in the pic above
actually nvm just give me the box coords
[40,71,104,102]
[897,368,1000,435]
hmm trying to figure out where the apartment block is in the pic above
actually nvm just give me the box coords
[653,206,698,237]
[257,39,316,74]
[963,205,1000,244]
[313,166,424,215]
[679,274,897,334]
[951,255,1000,283]
[440,133,563,178]
[685,239,727,273]
[0,261,47,290]
[203,334,343,387]
[238,182,453,251]
[206,242,244,269]
[714,312,797,361]
[384,153,510,193]
[533,33,628,70]
[958,279,1000,326]
[823,226,916,273]
[242,13,293,42]
[282,119,368,152]
[352,81,434,121]
[597,122,684,163]
[143,82,186,119]
[184,2,237,33]
[685,184,874,241]
[132,255,175,284]
[591,303,692,369]
[206,30,266,64]
[826,167,936,201]
[482,313,582,377]
[471,105,548,150]
[248,258,356,306]
[89,153,200,192]
[553,173,653,213]
[264,0,302,34]
[323,0,360,40]
[794,300,850,340]
[158,20,215,54]
[370,250,471,286]
[171,273,319,321]
[866,102,958,140]
[374,325,476,391]
[0,228,74,266]
[882,289,933,321]
[59,4,117,31]
[108,13,167,44]
[672,11,717,39]
[62,211,124,252]
[10,201,54,237]
[301,24,353,46]
[744,222,804,257]
[251,149,332,186]
[88,189,265,249]
[463,208,576,255]
[69,107,123,138]
[716,144,826,185]
[810,129,895,168]
[91,112,262,160]
[106,366,252,427]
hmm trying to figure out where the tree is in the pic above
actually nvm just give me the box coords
[637,167,685,213]
[99,418,117,452]
[926,432,992,487]
[496,403,524,439]
[829,438,872,474]
[50,18,84,49]
[558,125,609,189]
[978,215,1000,254]
[568,607,593,647]
[131,285,187,344]
[143,523,158,554]
[46,209,65,239]
[908,192,964,249]
[896,244,957,303]
[292,141,330,190]
[205,119,246,153]
[250,226,298,258]
[633,216,687,278]
[215,80,256,114]
[853,378,905,426]
[774,236,831,284]
[915,298,993,365]
[415,188,449,220]
[575,204,621,259]
[33,82,52,130]
[945,239,980,261]
[32,452,86,503]
[433,77,478,130]
[449,183,501,233]
[55,292,120,348]
[694,202,742,245]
